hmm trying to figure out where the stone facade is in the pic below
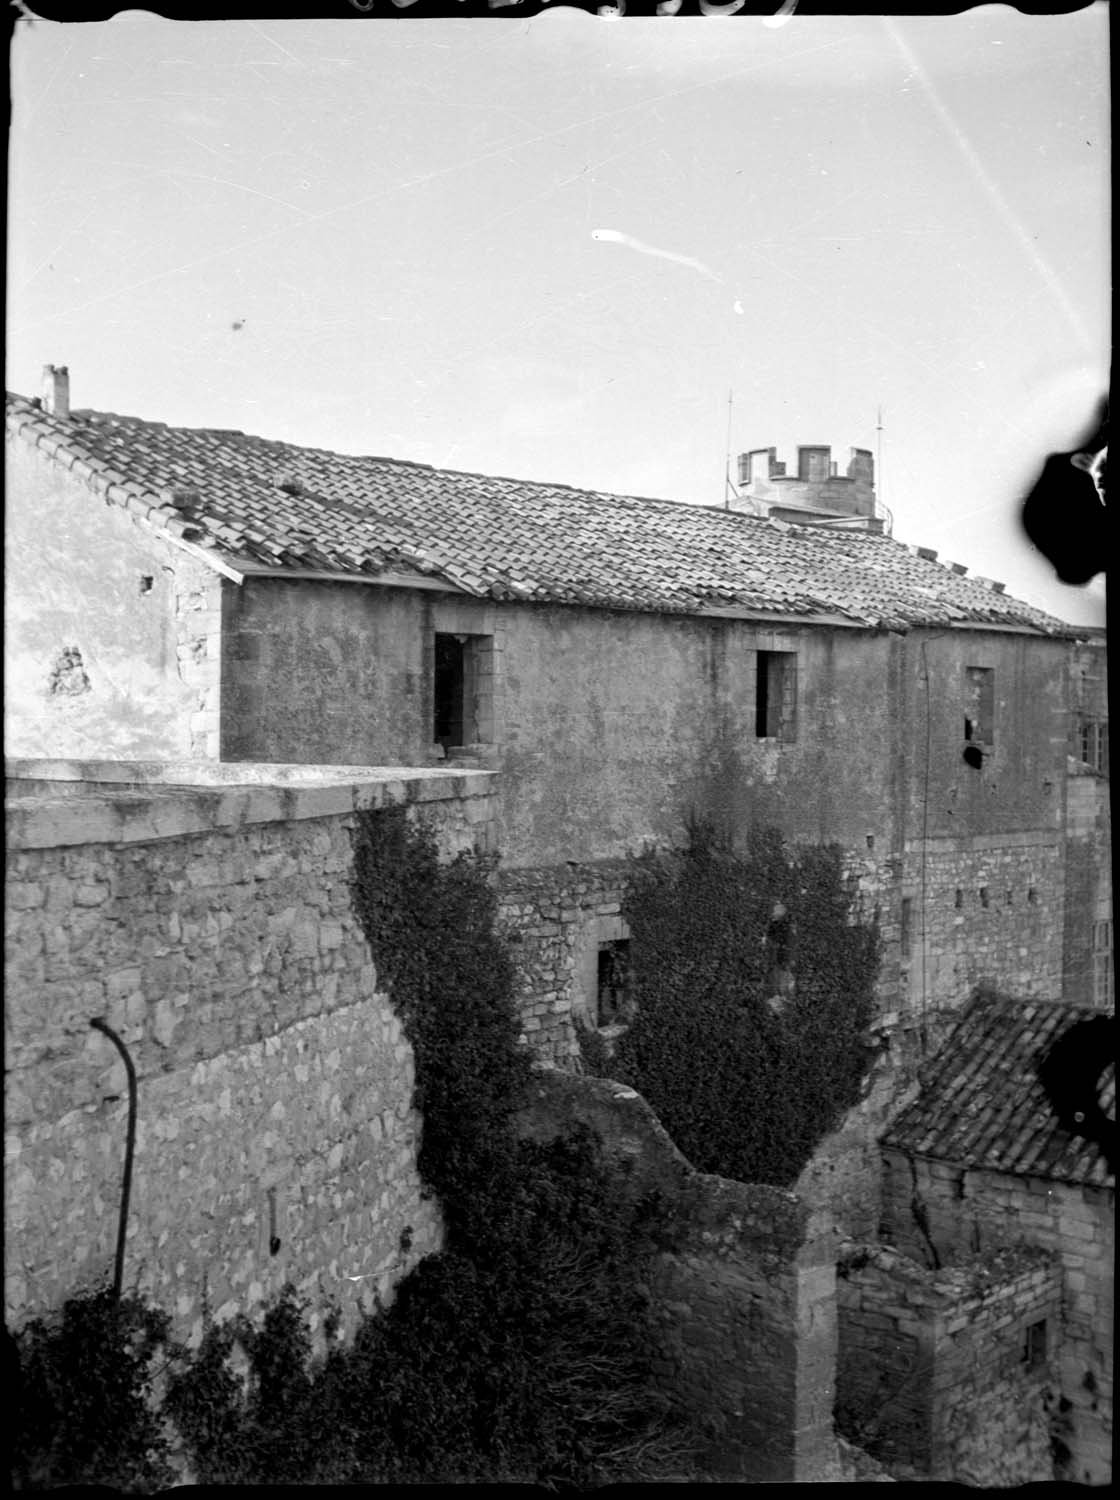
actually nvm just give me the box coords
[836,1243,1062,1484]
[497,860,632,1062]
[880,1150,1113,1484]
[5,762,495,1344]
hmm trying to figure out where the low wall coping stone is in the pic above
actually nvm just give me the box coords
[5,759,496,850]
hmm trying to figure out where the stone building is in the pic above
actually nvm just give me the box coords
[4,369,1112,1481]
[6,370,1104,1077]
[877,992,1114,1484]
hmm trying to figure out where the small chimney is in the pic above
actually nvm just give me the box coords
[42,364,70,419]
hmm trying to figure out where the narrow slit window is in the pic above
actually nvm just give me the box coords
[1023,1319,1048,1370]
[755,650,798,741]
[900,897,913,960]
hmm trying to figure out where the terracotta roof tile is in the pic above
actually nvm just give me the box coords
[882,994,1115,1188]
[6,391,1075,634]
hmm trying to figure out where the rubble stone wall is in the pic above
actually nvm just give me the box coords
[5,765,495,1345]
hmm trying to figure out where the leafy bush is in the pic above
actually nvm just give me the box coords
[10,1288,175,1492]
[613,821,880,1185]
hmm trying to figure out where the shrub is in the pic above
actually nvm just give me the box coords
[10,1288,175,1492]
[613,821,880,1185]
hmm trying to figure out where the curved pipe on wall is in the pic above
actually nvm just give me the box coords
[89,1017,138,1302]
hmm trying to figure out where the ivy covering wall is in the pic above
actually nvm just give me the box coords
[604,823,881,1187]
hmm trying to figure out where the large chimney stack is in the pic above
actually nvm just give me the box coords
[41,364,70,420]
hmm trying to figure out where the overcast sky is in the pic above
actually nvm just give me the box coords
[7,8,1109,625]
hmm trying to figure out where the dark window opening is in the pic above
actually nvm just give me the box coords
[597,940,633,1028]
[1028,887,1038,905]
[954,889,964,909]
[1023,1319,1048,1370]
[900,897,913,959]
[755,650,798,741]
[138,575,154,594]
[433,634,465,749]
[964,665,995,747]
[980,887,990,909]
[433,632,494,751]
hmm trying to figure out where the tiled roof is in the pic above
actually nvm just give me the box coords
[882,994,1115,1188]
[6,391,1074,634]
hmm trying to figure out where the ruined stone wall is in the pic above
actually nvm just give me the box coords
[5,765,495,1345]
[516,1066,840,1483]
[881,1150,1113,1484]
[836,1243,1061,1484]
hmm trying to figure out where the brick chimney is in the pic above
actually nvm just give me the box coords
[41,364,70,419]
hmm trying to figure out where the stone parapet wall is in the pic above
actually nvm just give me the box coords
[837,1242,1061,1484]
[5,762,496,1343]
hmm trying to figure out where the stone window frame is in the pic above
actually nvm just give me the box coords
[1092,917,1113,1008]
[1076,717,1109,776]
[577,911,634,1038]
[428,601,500,759]
[755,648,798,742]
[1022,1317,1048,1371]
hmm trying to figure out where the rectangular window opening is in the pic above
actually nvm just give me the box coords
[597,939,633,1029]
[900,897,913,960]
[433,632,494,751]
[1077,718,1109,775]
[1093,919,1113,1008]
[755,650,798,742]
[1023,1319,1048,1370]
[964,666,995,747]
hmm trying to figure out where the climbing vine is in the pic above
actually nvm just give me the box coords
[605,820,880,1186]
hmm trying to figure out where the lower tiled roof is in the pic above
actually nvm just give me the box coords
[882,994,1115,1188]
[6,391,1074,634]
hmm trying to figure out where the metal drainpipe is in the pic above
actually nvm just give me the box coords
[90,1017,138,1302]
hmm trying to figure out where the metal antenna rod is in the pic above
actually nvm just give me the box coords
[724,389,735,508]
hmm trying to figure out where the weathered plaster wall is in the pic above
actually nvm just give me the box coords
[5,764,495,1344]
[517,1066,840,1483]
[836,1243,1061,1484]
[221,579,428,766]
[881,1149,1113,1484]
[4,438,222,760]
[895,630,1069,842]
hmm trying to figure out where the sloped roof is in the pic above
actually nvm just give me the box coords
[6,390,1073,634]
[882,994,1115,1188]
